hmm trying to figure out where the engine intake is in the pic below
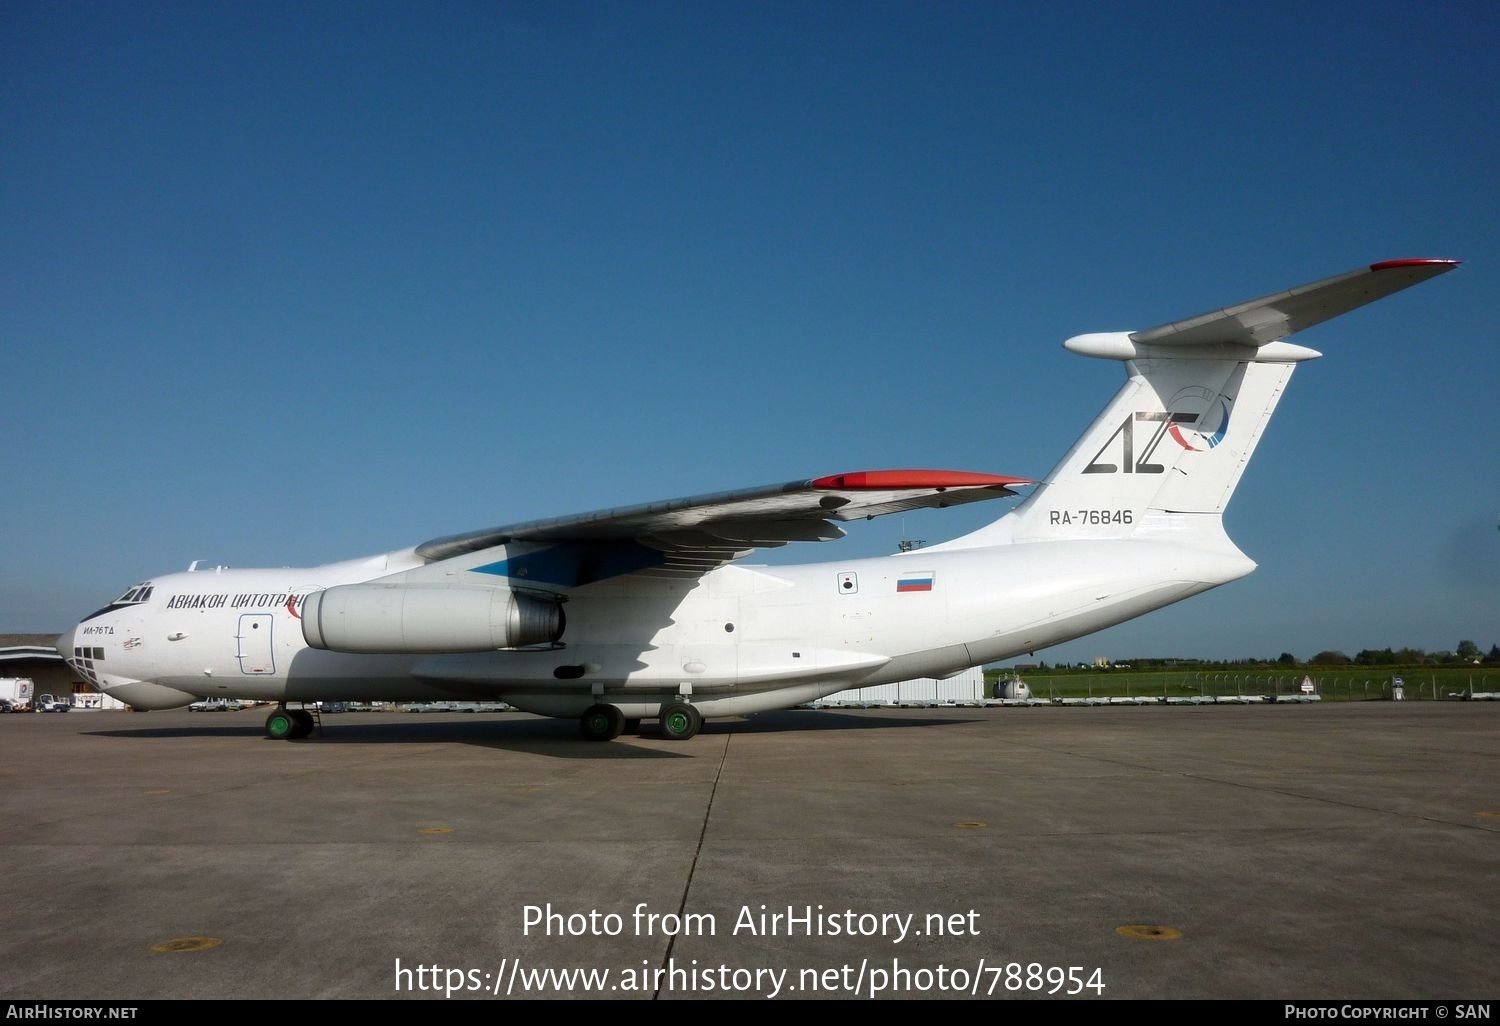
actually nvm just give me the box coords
[301,584,564,654]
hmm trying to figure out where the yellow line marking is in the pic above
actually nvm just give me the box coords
[151,936,222,953]
[1476,811,1500,820]
[955,821,987,829]
[1116,925,1182,941]
[417,827,454,835]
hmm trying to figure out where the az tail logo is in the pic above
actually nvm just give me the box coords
[1084,388,1233,474]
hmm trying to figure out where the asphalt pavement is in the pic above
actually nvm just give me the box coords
[2,701,1495,1000]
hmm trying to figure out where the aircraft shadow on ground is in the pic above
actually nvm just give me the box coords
[703,709,979,734]
[81,709,978,757]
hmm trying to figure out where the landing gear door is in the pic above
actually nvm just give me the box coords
[236,613,275,675]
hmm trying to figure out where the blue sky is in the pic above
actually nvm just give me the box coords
[3,1,1495,663]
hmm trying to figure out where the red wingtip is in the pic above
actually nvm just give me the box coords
[812,469,1033,490]
[1370,258,1461,271]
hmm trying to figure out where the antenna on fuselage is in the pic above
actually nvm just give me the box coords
[897,515,925,553]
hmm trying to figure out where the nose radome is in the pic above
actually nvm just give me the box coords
[55,626,75,662]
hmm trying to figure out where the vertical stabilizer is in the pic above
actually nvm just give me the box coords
[998,352,1300,543]
[939,259,1459,551]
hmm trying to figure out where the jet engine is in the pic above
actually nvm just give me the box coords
[301,584,564,653]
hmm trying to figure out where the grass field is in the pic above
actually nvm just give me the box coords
[985,667,1499,702]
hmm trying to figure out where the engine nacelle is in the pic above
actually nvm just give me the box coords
[301,584,564,654]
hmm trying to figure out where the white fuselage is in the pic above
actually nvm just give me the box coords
[58,532,1252,719]
[53,258,1459,733]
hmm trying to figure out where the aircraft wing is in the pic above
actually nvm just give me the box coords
[415,469,1029,575]
[1130,258,1460,348]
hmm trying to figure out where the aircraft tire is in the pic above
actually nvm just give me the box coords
[288,709,315,739]
[659,702,702,741]
[265,709,296,740]
[579,704,625,742]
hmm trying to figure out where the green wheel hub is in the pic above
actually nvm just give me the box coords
[579,703,624,741]
[659,702,701,740]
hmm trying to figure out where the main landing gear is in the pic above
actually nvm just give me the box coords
[264,705,316,740]
[579,704,625,741]
[577,703,702,741]
[658,702,702,741]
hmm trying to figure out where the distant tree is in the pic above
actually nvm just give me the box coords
[1487,644,1500,665]
[1309,650,1352,665]
[1277,652,1297,666]
[1456,640,1481,663]
[1394,647,1429,665]
[1355,648,1395,666]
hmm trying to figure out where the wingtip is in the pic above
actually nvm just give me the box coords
[1369,258,1461,271]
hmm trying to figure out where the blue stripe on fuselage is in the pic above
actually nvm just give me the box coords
[470,541,665,588]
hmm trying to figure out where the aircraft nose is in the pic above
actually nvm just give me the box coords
[55,625,75,662]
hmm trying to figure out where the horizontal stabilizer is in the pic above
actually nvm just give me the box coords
[1130,259,1459,348]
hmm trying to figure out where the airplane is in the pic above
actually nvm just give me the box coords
[55,258,1458,742]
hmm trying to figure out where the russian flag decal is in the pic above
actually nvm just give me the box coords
[896,572,934,593]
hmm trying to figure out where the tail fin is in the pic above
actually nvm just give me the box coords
[1003,353,1297,543]
[955,259,1459,547]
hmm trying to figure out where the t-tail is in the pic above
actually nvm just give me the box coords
[952,259,1459,551]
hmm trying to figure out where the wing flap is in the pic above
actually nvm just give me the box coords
[651,519,848,546]
[416,469,1031,565]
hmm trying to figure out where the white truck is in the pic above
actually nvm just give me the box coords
[0,677,35,712]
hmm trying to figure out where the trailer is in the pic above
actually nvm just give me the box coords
[0,677,35,712]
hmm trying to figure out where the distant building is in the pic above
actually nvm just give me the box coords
[816,666,988,704]
[0,634,88,701]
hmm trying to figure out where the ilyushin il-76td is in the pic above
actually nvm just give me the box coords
[57,259,1458,741]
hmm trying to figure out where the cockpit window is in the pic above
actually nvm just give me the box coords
[82,583,155,622]
[113,584,154,604]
